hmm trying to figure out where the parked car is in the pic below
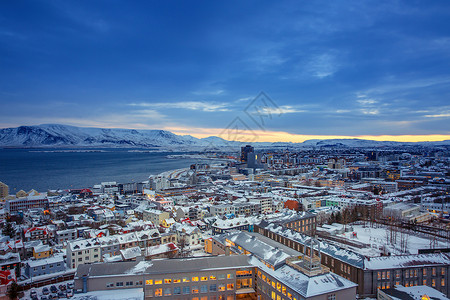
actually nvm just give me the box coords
[42,287,50,295]
[59,284,66,291]
[40,295,49,300]
[30,289,38,297]
[58,291,66,298]
[50,293,58,299]
[50,285,58,293]
[66,289,74,298]
[67,282,74,290]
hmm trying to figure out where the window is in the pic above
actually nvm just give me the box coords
[423,269,427,276]
[126,281,133,286]
[183,277,190,282]
[116,282,123,287]
[432,268,436,276]
[106,283,114,288]
[210,275,216,280]
[192,286,199,293]
[432,279,436,287]
[192,277,199,282]
[218,284,225,291]
[174,287,181,295]
[200,285,208,293]
[227,283,234,290]
[377,272,381,280]
[154,279,162,285]
[164,288,171,296]
[164,279,171,284]
[173,278,181,283]
[183,286,190,294]
[201,276,208,281]
[442,278,445,287]
[442,268,446,276]
[155,288,162,297]
[146,280,153,285]
[387,271,390,279]
[423,279,427,285]
[271,291,276,300]
[218,274,225,280]
[282,285,286,295]
[276,282,281,292]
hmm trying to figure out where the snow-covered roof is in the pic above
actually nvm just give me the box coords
[364,253,450,270]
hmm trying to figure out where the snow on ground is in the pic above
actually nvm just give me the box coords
[71,288,143,300]
[342,224,449,255]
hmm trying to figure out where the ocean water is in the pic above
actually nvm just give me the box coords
[0,148,201,192]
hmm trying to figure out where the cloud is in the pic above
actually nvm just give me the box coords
[424,112,450,118]
[306,53,339,78]
[257,105,307,115]
[191,89,225,96]
[130,101,230,112]
[357,99,378,105]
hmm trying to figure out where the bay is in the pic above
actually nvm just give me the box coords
[0,148,201,193]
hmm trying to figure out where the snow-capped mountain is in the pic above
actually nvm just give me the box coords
[0,124,449,149]
[0,124,218,148]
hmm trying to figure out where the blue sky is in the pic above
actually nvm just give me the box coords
[1,0,450,142]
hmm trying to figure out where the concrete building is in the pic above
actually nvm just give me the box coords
[143,209,170,226]
[74,254,357,299]
[0,182,8,199]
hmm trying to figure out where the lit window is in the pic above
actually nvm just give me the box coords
[154,288,162,297]
[209,275,216,280]
[155,279,162,285]
[183,277,190,282]
[192,286,199,293]
[173,279,181,283]
[227,274,233,279]
[201,276,208,281]
[227,283,234,290]
[218,284,225,291]
[164,279,171,284]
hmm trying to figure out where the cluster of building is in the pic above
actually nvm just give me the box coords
[0,143,449,299]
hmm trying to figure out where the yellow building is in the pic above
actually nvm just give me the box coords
[204,237,213,254]
[33,245,53,259]
[0,182,8,200]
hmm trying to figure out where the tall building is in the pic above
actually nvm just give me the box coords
[0,182,8,199]
[240,145,254,162]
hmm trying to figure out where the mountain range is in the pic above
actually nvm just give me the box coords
[0,124,449,150]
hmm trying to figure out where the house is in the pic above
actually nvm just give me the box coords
[23,226,55,244]
[143,209,170,226]
[66,238,101,269]
[56,228,77,245]
[171,223,202,247]
[32,244,53,259]
[25,255,65,278]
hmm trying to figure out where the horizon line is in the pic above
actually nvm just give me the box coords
[1,123,449,143]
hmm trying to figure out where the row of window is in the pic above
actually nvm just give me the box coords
[32,263,62,271]
[377,268,446,280]
[377,278,445,289]
[257,270,297,300]
[146,274,233,285]
[146,284,234,296]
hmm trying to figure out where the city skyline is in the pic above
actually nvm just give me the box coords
[1,1,450,142]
